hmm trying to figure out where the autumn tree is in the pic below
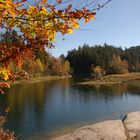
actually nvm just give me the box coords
[91,65,105,79]
[62,60,71,75]
[110,55,129,74]
[23,58,44,77]
[48,58,63,76]
[0,0,111,92]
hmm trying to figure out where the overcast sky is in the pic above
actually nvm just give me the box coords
[49,0,140,57]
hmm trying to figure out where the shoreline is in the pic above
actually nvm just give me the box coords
[12,75,71,85]
[30,115,126,140]
[9,72,140,87]
[76,72,140,87]
[51,111,140,140]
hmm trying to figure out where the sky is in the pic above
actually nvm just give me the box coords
[49,0,140,57]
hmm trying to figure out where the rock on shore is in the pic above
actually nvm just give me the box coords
[51,111,140,140]
[124,112,140,140]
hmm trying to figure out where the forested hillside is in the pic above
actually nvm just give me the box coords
[1,30,140,78]
[66,44,140,76]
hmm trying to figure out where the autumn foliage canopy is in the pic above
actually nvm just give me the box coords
[0,0,110,92]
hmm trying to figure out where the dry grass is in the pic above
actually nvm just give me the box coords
[13,75,70,85]
[77,72,140,87]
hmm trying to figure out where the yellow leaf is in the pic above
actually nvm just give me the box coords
[67,29,73,34]
[73,23,79,29]
[51,38,56,42]
[0,69,9,81]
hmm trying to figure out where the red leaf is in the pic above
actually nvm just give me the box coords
[67,4,72,10]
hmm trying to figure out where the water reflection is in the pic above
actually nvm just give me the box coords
[0,78,140,139]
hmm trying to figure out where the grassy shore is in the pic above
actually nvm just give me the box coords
[12,75,70,85]
[77,72,140,87]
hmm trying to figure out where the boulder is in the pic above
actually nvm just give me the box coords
[52,120,126,140]
[123,111,140,140]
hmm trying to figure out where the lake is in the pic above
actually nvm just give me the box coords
[0,78,140,139]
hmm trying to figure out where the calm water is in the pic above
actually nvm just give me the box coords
[0,78,140,139]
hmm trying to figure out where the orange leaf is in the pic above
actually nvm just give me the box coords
[5,107,10,113]
[41,0,47,4]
